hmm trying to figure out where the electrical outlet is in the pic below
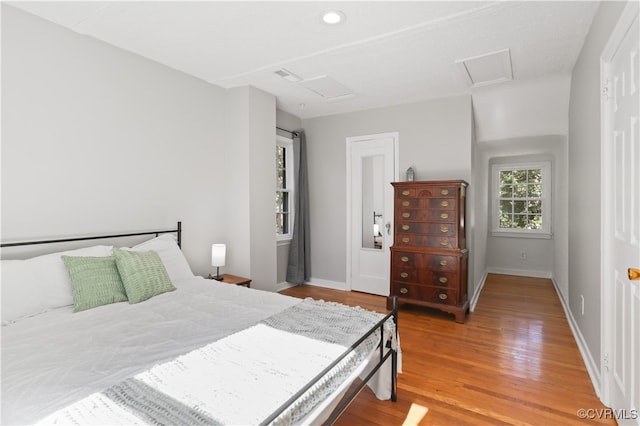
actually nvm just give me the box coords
[519,250,526,260]
[580,295,585,315]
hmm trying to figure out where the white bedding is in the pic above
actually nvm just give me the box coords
[2,277,399,425]
[41,322,354,425]
[1,277,299,424]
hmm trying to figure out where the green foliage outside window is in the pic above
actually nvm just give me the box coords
[276,145,289,235]
[498,168,543,230]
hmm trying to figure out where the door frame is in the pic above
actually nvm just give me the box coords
[600,0,639,407]
[346,132,399,292]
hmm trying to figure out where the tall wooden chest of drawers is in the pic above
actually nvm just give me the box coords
[387,180,469,323]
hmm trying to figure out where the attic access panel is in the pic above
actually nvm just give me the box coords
[299,76,354,101]
[456,48,513,88]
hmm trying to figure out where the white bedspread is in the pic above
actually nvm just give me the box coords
[37,323,359,425]
[37,314,380,426]
[1,277,300,425]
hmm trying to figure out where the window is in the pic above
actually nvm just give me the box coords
[491,162,551,238]
[276,135,294,240]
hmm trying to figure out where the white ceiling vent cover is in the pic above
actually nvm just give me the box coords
[299,76,354,101]
[456,48,513,88]
[274,68,302,82]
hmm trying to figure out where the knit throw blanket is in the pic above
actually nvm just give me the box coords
[38,299,395,425]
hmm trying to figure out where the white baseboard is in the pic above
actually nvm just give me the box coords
[306,277,349,291]
[486,267,552,279]
[469,271,488,312]
[274,281,298,292]
[550,277,602,399]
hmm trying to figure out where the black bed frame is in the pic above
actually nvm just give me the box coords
[0,221,398,425]
[0,222,182,249]
[261,298,399,425]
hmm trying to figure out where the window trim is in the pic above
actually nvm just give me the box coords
[276,135,295,242]
[490,161,552,239]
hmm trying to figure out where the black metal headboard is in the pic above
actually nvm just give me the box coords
[0,221,182,248]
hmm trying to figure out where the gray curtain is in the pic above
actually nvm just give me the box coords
[286,130,310,284]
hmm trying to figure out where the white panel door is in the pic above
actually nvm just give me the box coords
[347,133,397,296]
[602,3,640,424]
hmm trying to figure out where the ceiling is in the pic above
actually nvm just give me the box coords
[8,1,600,119]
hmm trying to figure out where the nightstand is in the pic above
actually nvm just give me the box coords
[206,273,251,288]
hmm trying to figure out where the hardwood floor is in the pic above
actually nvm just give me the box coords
[279,273,614,425]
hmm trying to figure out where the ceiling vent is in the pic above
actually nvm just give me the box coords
[456,48,513,88]
[299,75,354,101]
[274,68,302,82]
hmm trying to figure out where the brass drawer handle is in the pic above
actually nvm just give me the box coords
[402,212,410,218]
[402,201,410,207]
[440,200,449,207]
[401,237,410,243]
[400,272,409,278]
[440,226,449,233]
[438,293,448,300]
[440,213,449,219]
[402,190,411,196]
[401,256,409,262]
[402,225,410,231]
[439,260,448,266]
[440,239,449,246]
[440,189,449,195]
[439,277,448,284]
[400,287,409,294]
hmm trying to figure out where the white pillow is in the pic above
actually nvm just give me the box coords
[1,245,113,325]
[129,234,194,282]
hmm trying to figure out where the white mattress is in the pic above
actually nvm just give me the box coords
[1,277,300,424]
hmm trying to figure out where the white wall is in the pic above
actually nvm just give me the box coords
[568,0,627,374]
[248,88,277,290]
[223,88,253,278]
[472,75,571,143]
[1,6,278,286]
[301,95,473,288]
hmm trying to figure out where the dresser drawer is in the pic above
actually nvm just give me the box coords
[430,186,457,197]
[398,198,420,208]
[431,255,459,271]
[396,234,459,248]
[395,184,460,199]
[398,198,456,210]
[427,198,456,209]
[398,188,416,197]
[398,210,457,222]
[392,267,458,287]
[396,222,457,236]
[391,283,458,304]
[424,209,456,222]
[393,252,459,271]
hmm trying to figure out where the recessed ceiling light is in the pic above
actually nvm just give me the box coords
[322,10,345,25]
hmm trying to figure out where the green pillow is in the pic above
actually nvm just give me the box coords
[113,248,176,304]
[62,255,128,312]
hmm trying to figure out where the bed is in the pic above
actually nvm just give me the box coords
[1,223,399,425]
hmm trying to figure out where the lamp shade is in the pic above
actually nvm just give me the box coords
[211,244,226,267]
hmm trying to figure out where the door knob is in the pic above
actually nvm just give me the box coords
[629,268,640,280]
[385,222,391,235]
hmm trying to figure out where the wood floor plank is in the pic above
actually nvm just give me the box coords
[279,273,613,425]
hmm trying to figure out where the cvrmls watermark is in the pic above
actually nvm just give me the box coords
[577,408,639,420]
